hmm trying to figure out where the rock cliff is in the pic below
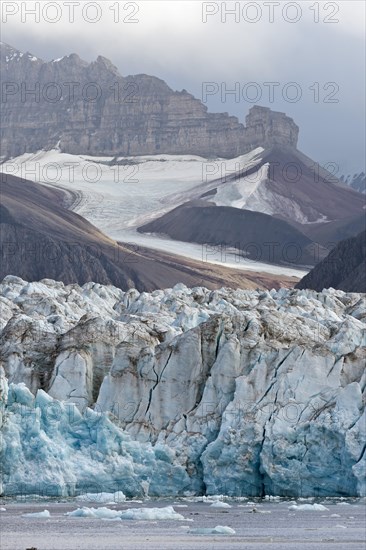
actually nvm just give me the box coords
[0,42,298,158]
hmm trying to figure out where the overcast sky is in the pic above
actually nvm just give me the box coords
[2,0,365,174]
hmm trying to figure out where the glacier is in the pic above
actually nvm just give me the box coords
[0,276,365,497]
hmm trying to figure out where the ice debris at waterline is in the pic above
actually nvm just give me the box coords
[288,503,329,512]
[21,510,51,518]
[65,505,187,521]
[0,276,365,497]
[210,501,232,508]
[189,526,236,535]
[76,491,126,503]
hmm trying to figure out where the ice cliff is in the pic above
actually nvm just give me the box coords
[0,276,365,497]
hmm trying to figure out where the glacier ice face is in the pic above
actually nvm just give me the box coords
[1,385,191,498]
[0,276,365,497]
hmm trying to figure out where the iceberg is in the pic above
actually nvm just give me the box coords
[22,510,51,518]
[66,507,120,519]
[189,525,236,535]
[119,506,185,521]
[65,505,186,521]
[76,491,126,503]
[288,503,329,511]
[209,501,231,508]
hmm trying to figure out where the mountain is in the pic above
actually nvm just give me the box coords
[0,174,298,290]
[0,42,298,158]
[341,172,366,194]
[137,145,365,262]
[1,279,365,497]
[302,212,366,247]
[193,145,365,225]
[2,43,365,287]
[296,231,366,292]
[138,200,328,267]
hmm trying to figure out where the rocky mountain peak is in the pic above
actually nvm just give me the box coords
[0,41,42,65]
[1,43,300,158]
[67,52,83,63]
[245,105,299,149]
[94,55,120,74]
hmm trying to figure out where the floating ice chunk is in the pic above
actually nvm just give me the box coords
[190,525,236,535]
[66,507,99,518]
[93,507,121,519]
[67,505,187,521]
[0,507,6,511]
[76,491,126,503]
[22,510,50,518]
[66,507,120,519]
[120,506,185,521]
[289,504,329,511]
[213,525,236,534]
[209,501,231,508]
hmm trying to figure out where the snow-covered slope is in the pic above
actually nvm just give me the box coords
[2,147,363,253]
[2,149,311,280]
[1,276,365,497]
[0,149,263,235]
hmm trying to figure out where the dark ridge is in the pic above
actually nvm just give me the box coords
[299,213,366,247]
[296,231,366,292]
[138,201,328,267]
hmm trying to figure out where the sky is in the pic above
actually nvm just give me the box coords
[2,0,365,174]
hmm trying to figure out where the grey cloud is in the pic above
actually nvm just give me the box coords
[2,0,365,173]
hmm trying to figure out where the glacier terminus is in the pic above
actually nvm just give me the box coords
[0,276,365,499]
